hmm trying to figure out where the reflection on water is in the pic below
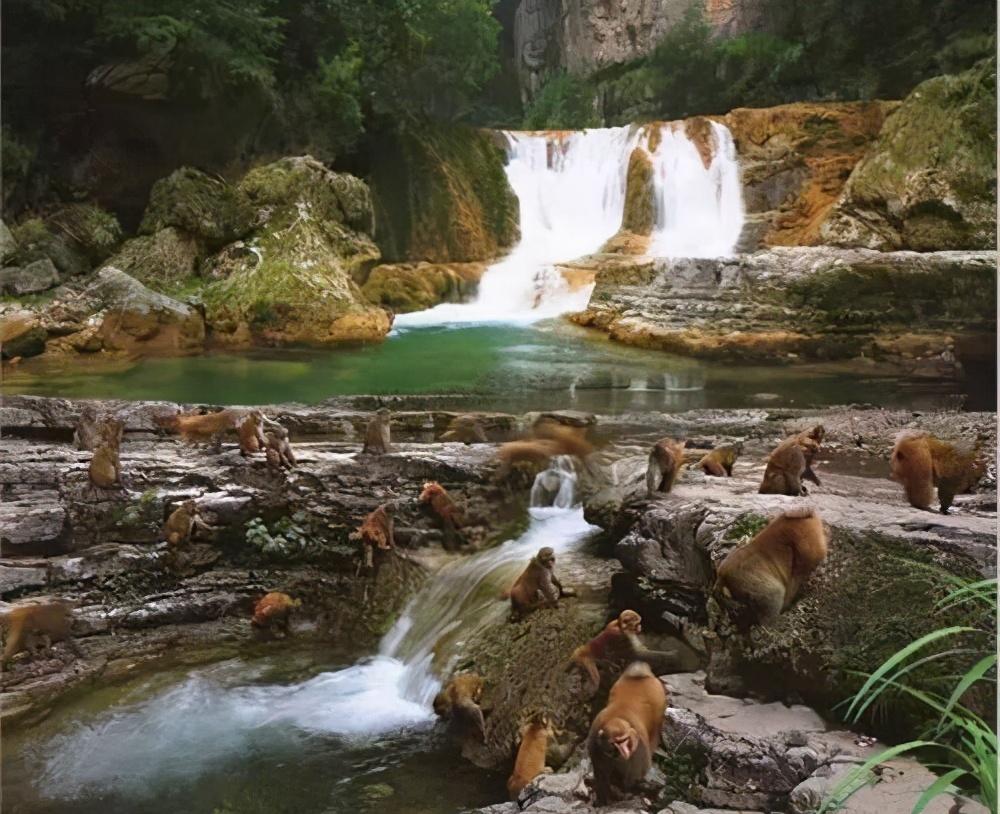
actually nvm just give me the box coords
[2,322,988,412]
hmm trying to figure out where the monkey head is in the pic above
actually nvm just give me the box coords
[618,610,641,634]
[376,407,391,418]
[536,547,556,568]
[593,717,640,761]
[180,499,198,513]
[419,481,444,503]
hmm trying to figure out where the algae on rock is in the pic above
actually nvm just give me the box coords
[821,59,997,251]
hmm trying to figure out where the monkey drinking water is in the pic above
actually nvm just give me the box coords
[433,673,486,742]
[251,592,301,637]
[503,547,576,621]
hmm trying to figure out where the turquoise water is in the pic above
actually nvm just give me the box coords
[1,322,988,411]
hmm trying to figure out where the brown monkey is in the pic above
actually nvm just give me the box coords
[251,591,301,635]
[88,417,124,489]
[759,426,824,496]
[351,503,395,568]
[362,408,392,454]
[716,506,827,626]
[419,481,463,548]
[699,443,742,477]
[533,418,594,458]
[1,600,81,665]
[646,438,686,494]
[587,662,667,806]
[74,405,117,451]
[890,431,985,514]
[264,426,297,471]
[507,714,555,799]
[571,610,643,694]
[503,547,576,620]
[162,499,213,546]
[497,439,563,468]
[433,673,486,741]
[440,415,489,444]
[236,410,267,456]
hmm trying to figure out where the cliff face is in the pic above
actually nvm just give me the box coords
[513,0,764,102]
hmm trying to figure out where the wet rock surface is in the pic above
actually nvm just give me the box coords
[571,246,996,374]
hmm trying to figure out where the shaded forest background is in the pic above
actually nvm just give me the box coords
[2,0,995,224]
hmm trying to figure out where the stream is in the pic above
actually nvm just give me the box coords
[1,461,602,814]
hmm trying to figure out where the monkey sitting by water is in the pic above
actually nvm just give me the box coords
[587,662,667,806]
[890,431,985,514]
[351,502,396,568]
[698,443,743,477]
[433,673,486,742]
[715,506,827,627]
[507,712,555,799]
[418,481,464,549]
[264,425,297,472]
[646,438,685,495]
[362,408,392,454]
[759,426,825,496]
[251,592,301,637]
[88,416,125,490]
[161,499,214,547]
[1,600,82,666]
[503,547,576,621]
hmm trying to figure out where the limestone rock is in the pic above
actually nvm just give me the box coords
[203,157,390,345]
[139,167,253,249]
[600,146,656,255]
[821,59,997,251]
[106,228,202,291]
[92,266,205,353]
[361,261,487,313]
[571,246,996,374]
[0,309,47,358]
[0,259,60,295]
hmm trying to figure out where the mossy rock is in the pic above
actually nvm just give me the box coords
[821,58,997,250]
[140,167,253,249]
[370,124,519,263]
[203,159,388,345]
[621,147,656,234]
[107,228,203,292]
[11,203,122,277]
[360,261,486,313]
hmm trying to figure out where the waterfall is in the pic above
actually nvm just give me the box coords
[393,120,744,328]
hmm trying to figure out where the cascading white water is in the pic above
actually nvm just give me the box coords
[393,120,744,327]
[394,127,637,327]
[32,461,594,799]
[646,120,744,257]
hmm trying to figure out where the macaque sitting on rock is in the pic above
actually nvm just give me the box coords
[362,408,392,454]
[161,499,214,546]
[503,547,576,621]
[264,425,297,472]
[88,416,125,490]
[251,592,301,637]
[646,438,685,495]
[698,443,742,477]
[759,426,824,496]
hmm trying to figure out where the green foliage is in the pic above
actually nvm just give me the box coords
[244,513,318,561]
[522,72,599,130]
[820,578,998,814]
[1,126,36,201]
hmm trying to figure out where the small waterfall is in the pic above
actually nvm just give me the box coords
[529,455,578,509]
[393,120,744,328]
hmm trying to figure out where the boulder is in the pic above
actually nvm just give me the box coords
[571,246,996,374]
[0,259,60,296]
[203,157,390,346]
[600,145,655,255]
[370,124,519,263]
[361,261,488,313]
[106,228,202,291]
[821,59,997,251]
[0,310,47,358]
[139,167,253,249]
[9,204,122,278]
[91,266,205,353]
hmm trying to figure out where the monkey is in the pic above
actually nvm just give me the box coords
[497,439,563,469]
[88,417,124,489]
[1,600,81,665]
[351,502,395,568]
[646,438,685,495]
[503,547,576,621]
[533,418,594,458]
[759,426,825,496]
[161,499,214,546]
[439,415,489,444]
[890,431,986,514]
[236,410,267,456]
[507,713,555,800]
[698,443,742,477]
[587,662,667,806]
[433,673,486,741]
[362,408,392,455]
[569,610,699,697]
[419,481,463,549]
[250,591,301,636]
[74,405,116,451]
[715,506,827,627]
[264,425,296,472]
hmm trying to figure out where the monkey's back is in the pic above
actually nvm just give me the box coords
[600,667,667,748]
